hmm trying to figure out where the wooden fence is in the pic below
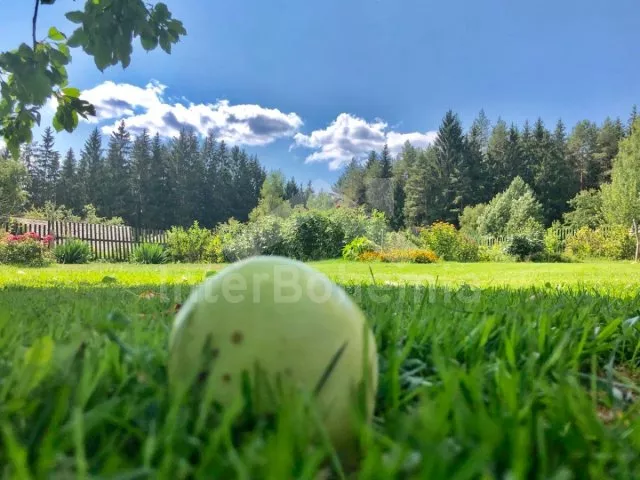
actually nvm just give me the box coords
[1,220,167,261]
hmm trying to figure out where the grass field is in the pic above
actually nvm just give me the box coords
[1,261,639,478]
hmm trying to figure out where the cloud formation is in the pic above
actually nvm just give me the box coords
[292,113,437,170]
[80,80,303,146]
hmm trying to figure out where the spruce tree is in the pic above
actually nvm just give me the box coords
[147,134,172,228]
[130,130,153,228]
[334,158,366,206]
[32,127,60,206]
[103,121,132,220]
[594,117,625,184]
[433,110,466,224]
[486,118,510,196]
[404,147,438,226]
[57,149,78,211]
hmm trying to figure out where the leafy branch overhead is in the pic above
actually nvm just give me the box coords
[0,0,186,158]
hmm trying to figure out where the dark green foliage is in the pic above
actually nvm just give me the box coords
[285,211,345,261]
[53,239,92,264]
[131,243,168,264]
[504,233,545,261]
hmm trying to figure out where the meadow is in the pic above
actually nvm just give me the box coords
[0,261,639,478]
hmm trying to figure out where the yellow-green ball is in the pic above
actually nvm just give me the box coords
[168,256,378,451]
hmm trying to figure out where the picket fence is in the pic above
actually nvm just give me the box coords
[1,220,167,261]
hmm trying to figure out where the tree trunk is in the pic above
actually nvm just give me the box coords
[634,219,640,262]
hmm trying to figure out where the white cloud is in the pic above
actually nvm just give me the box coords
[292,113,437,170]
[78,80,303,146]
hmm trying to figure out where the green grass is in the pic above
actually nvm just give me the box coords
[1,261,639,478]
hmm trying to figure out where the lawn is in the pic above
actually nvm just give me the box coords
[0,261,639,478]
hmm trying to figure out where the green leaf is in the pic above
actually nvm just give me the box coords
[159,31,171,54]
[66,29,88,48]
[48,27,66,42]
[52,114,63,132]
[140,34,158,51]
[62,87,80,98]
[65,11,85,24]
[49,49,69,67]
[155,3,170,22]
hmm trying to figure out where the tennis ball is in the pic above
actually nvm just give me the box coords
[168,255,378,452]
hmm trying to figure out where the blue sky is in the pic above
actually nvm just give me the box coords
[1,0,639,190]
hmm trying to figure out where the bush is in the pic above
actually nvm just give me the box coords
[478,244,515,262]
[284,211,344,261]
[325,206,387,245]
[220,216,286,262]
[358,248,439,264]
[419,221,479,262]
[504,233,544,261]
[131,243,168,264]
[204,235,224,263]
[544,226,563,254]
[166,221,212,263]
[382,231,419,250]
[342,236,378,261]
[54,239,93,264]
[565,225,635,260]
[0,232,54,266]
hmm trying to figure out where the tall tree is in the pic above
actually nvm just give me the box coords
[594,117,625,184]
[147,133,172,228]
[130,130,153,228]
[57,148,78,211]
[31,127,60,206]
[486,118,510,196]
[404,147,438,226]
[433,110,467,224]
[77,128,105,211]
[601,119,640,226]
[335,158,366,207]
[103,121,132,220]
[567,120,599,191]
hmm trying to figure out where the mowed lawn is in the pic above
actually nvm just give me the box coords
[0,261,639,478]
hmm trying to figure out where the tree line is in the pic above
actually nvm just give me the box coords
[12,122,289,229]
[334,107,638,230]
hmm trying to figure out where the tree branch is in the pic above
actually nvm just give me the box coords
[32,0,40,49]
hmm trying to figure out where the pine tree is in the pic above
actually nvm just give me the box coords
[32,127,60,206]
[471,109,491,155]
[404,147,438,226]
[532,119,577,224]
[334,158,366,207]
[627,105,638,136]
[379,144,393,178]
[75,130,101,211]
[57,149,78,210]
[594,117,625,184]
[486,118,510,196]
[464,119,488,205]
[391,142,418,230]
[103,121,132,220]
[168,128,201,226]
[433,110,466,224]
[147,134,172,228]
[201,132,218,228]
[130,130,152,228]
[518,121,536,186]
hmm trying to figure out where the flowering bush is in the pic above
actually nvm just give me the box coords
[0,232,55,266]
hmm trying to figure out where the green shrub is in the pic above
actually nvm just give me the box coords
[382,231,419,250]
[166,221,212,263]
[284,211,345,261]
[342,236,378,261]
[204,235,224,263]
[478,244,515,262]
[131,243,168,264]
[504,233,544,261]
[54,239,93,264]
[544,226,563,254]
[599,225,635,260]
[419,221,479,262]
[1,232,54,267]
[220,216,286,262]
